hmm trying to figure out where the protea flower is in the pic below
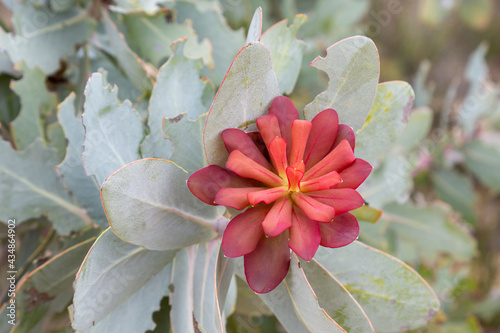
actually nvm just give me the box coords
[187,96,372,293]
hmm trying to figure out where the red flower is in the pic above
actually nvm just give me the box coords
[188,96,372,293]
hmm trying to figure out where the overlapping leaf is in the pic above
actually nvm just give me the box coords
[1,3,95,74]
[56,93,107,228]
[9,65,57,150]
[72,228,177,330]
[170,241,233,333]
[100,158,220,251]
[355,81,415,165]
[362,203,477,263]
[463,139,500,193]
[122,9,213,68]
[81,72,144,186]
[0,238,93,333]
[0,139,90,234]
[315,241,440,332]
[162,113,206,172]
[261,15,307,94]
[304,36,379,131]
[171,1,245,84]
[142,39,214,159]
[81,264,172,333]
[203,42,280,167]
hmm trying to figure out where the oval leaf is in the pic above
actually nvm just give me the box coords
[203,42,280,167]
[101,158,220,251]
[304,36,379,131]
[355,81,415,165]
[314,241,440,332]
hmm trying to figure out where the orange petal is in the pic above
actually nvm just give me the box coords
[268,136,288,177]
[226,150,284,187]
[289,120,312,165]
[291,192,336,223]
[300,170,342,192]
[247,187,287,206]
[303,139,355,181]
[215,187,266,210]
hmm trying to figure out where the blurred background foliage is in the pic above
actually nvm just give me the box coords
[0,0,499,332]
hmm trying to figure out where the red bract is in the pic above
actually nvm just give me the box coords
[188,96,372,293]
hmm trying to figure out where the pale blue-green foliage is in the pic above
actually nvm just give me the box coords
[72,228,177,331]
[0,2,454,333]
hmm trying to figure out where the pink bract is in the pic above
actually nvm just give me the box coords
[187,96,372,294]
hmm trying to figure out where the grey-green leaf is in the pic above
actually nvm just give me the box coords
[204,42,280,167]
[172,1,245,84]
[355,81,415,165]
[101,158,220,251]
[82,264,172,333]
[142,38,213,159]
[304,36,379,131]
[1,3,95,74]
[371,202,477,263]
[315,241,440,332]
[463,139,500,193]
[246,7,262,44]
[0,139,91,235]
[261,14,307,94]
[163,113,206,172]
[56,93,108,228]
[431,169,477,223]
[82,72,144,185]
[122,10,213,68]
[72,228,177,330]
[300,258,375,333]
[0,238,93,333]
[10,65,57,150]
